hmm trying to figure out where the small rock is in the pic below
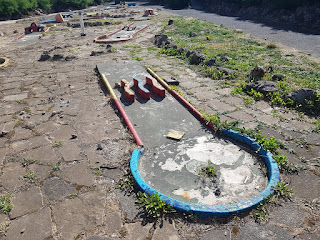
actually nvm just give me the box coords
[90,51,104,56]
[216,67,235,75]
[106,44,113,53]
[215,189,221,196]
[190,51,206,65]
[38,53,51,61]
[246,81,279,94]
[154,34,170,47]
[70,134,77,140]
[287,88,319,107]
[97,144,103,151]
[52,54,64,61]
[189,32,197,37]
[13,30,18,34]
[0,32,4,37]
[249,65,265,80]
[216,53,230,62]
[272,74,285,81]
[65,55,76,61]
[168,19,174,25]
[203,58,216,66]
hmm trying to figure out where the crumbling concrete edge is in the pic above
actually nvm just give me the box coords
[130,129,280,217]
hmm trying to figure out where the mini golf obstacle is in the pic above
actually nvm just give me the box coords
[0,57,9,68]
[97,61,280,217]
[94,21,150,44]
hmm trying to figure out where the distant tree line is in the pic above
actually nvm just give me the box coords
[148,0,191,9]
[198,0,319,9]
[0,0,112,19]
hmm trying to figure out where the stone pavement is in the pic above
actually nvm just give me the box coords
[0,5,319,240]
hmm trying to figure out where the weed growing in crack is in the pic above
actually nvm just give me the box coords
[52,164,61,171]
[274,182,293,199]
[23,171,38,183]
[52,141,63,147]
[116,174,136,195]
[0,194,13,214]
[0,221,10,234]
[199,160,217,178]
[136,192,176,219]
[21,157,36,167]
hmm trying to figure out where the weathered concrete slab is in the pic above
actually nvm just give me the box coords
[237,220,293,240]
[5,207,53,240]
[20,145,58,165]
[52,190,106,239]
[0,162,26,191]
[152,220,179,240]
[9,186,43,219]
[10,136,50,152]
[58,141,83,162]
[42,177,77,202]
[124,220,152,240]
[57,161,95,186]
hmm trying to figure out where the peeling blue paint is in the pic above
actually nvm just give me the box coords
[130,128,280,217]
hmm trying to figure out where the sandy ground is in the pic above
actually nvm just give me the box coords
[0,4,319,240]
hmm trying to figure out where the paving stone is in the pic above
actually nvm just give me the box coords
[291,120,314,132]
[2,121,15,133]
[222,96,244,107]
[49,125,75,141]
[9,186,43,219]
[42,177,77,202]
[252,101,273,114]
[59,141,83,162]
[152,220,179,240]
[306,132,320,145]
[57,161,95,186]
[227,110,255,122]
[10,136,50,152]
[207,99,236,113]
[258,114,279,126]
[85,146,106,168]
[237,220,293,240]
[124,220,152,240]
[3,93,28,101]
[75,121,106,144]
[179,80,202,90]
[28,164,52,182]
[200,228,230,240]
[0,162,26,191]
[288,170,320,201]
[20,145,58,165]
[5,207,53,240]
[215,88,232,95]
[0,147,7,165]
[240,121,259,130]
[102,211,122,236]
[36,121,60,134]
[86,237,115,240]
[269,204,304,228]
[10,127,33,141]
[52,190,106,239]
[116,189,140,220]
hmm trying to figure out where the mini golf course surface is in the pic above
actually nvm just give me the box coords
[96,61,280,216]
[94,21,150,43]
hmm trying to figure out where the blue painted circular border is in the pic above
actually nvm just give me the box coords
[130,129,280,217]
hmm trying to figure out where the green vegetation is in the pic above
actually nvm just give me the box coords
[23,171,39,183]
[136,192,176,218]
[0,194,13,214]
[52,140,63,147]
[0,0,112,19]
[200,160,218,178]
[21,157,36,167]
[250,181,292,222]
[52,164,61,171]
[160,17,320,115]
